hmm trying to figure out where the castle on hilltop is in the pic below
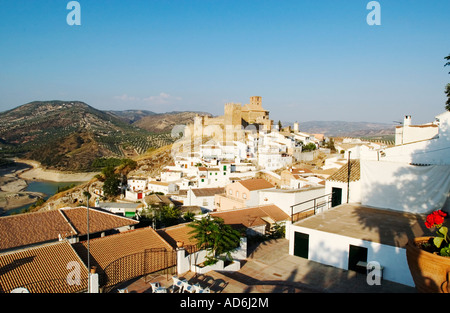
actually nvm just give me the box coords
[192,96,273,140]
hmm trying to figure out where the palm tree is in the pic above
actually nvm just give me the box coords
[188,215,242,265]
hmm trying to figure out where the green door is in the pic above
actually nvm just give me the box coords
[293,232,309,259]
[348,245,368,274]
[331,187,342,207]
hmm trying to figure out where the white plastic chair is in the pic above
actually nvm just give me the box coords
[193,283,202,293]
[193,283,211,293]
[150,282,167,293]
[171,276,184,293]
[198,286,210,293]
[181,279,195,293]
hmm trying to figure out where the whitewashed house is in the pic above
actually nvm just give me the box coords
[148,181,179,195]
[185,187,225,212]
[160,169,183,182]
[127,177,148,192]
[287,111,450,289]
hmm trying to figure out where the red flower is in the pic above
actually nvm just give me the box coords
[425,210,447,228]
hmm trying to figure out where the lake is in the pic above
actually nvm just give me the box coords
[4,180,82,215]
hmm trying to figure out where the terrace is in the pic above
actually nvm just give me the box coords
[113,239,415,293]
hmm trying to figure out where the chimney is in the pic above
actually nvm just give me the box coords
[89,266,99,293]
[294,122,299,132]
[404,115,412,126]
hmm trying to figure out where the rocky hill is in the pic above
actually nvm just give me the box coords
[0,101,174,171]
[132,111,213,133]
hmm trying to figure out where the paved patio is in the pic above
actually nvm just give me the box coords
[116,238,416,293]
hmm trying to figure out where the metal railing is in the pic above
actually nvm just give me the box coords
[290,193,334,223]
[102,247,177,293]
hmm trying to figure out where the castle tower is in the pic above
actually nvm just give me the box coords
[224,102,242,127]
[193,114,205,138]
[249,96,262,106]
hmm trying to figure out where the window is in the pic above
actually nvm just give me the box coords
[229,189,233,195]
[236,191,239,197]
[243,193,247,199]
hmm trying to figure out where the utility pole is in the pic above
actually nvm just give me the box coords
[83,190,91,293]
[347,151,351,203]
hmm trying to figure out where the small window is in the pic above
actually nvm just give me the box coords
[236,191,239,197]
[229,189,233,195]
[243,193,247,199]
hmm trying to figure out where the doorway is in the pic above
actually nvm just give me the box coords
[293,232,309,259]
[348,245,368,274]
[331,187,342,207]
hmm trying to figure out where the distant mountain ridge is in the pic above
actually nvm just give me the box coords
[285,120,395,137]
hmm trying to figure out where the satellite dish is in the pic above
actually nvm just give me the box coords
[11,287,29,293]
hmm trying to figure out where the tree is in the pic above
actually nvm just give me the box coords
[83,191,91,206]
[140,204,182,229]
[302,142,317,152]
[445,54,450,111]
[102,172,120,198]
[188,215,242,265]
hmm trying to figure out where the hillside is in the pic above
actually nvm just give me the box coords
[107,109,157,123]
[132,111,213,133]
[33,144,175,212]
[0,101,173,171]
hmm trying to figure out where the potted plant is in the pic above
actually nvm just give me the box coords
[188,215,241,268]
[406,209,450,293]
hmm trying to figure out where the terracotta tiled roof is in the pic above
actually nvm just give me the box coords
[0,241,89,293]
[60,207,138,236]
[0,210,76,252]
[0,207,138,252]
[191,187,225,197]
[211,204,289,229]
[238,178,274,191]
[144,194,174,206]
[157,223,198,249]
[149,181,169,186]
[72,227,174,272]
[326,160,360,183]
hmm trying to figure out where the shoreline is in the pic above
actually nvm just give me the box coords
[14,158,99,182]
[1,159,98,213]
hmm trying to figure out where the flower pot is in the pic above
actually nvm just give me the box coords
[406,237,450,293]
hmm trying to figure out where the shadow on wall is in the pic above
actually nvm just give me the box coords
[360,161,450,214]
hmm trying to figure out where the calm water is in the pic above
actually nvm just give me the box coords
[4,181,81,215]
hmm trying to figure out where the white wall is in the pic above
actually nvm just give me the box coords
[288,225,415,287]
[325,180,361,205]
[259,187,325,216]
[360,160,450,213]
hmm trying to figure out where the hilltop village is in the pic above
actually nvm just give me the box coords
[1,96,449,294]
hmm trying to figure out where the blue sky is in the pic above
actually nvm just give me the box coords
[0,0,449,125]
